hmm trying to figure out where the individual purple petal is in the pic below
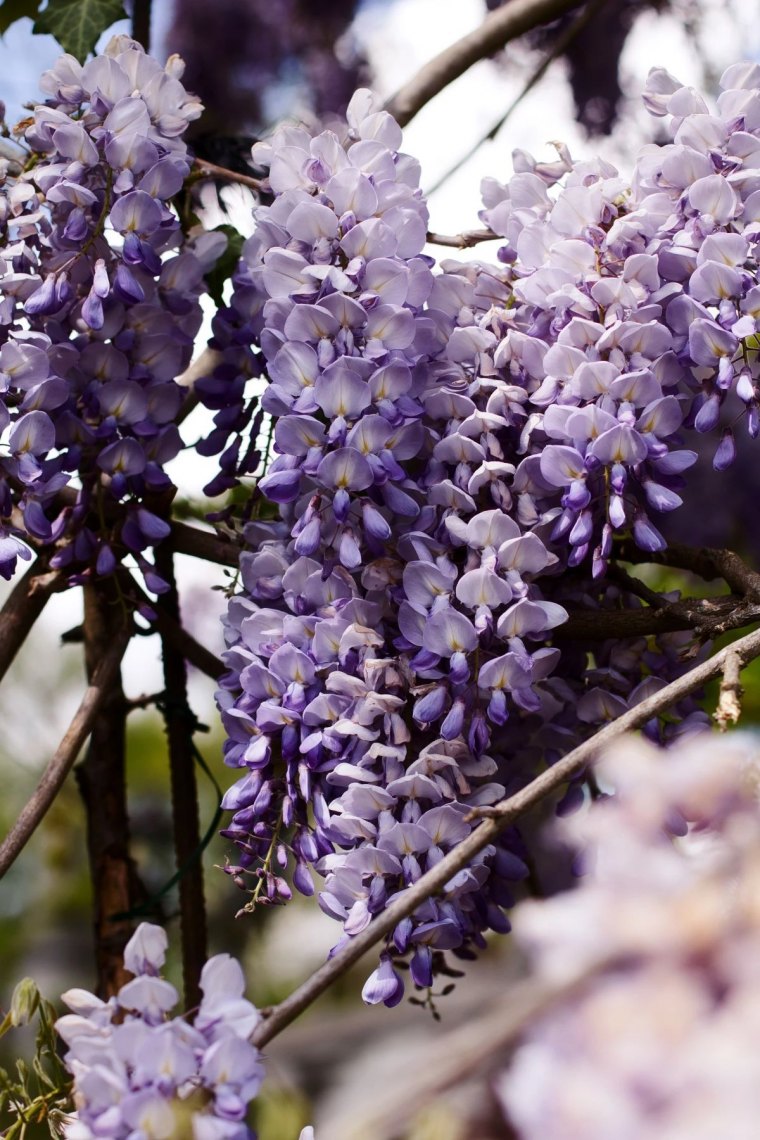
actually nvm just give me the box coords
[423,608,478,656]
[317,447,374,491]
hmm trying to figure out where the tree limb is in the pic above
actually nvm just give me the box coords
[192,157,266,194]
[616,540,760,602]
[384,0,586,128]
[251,623,760,1048]
[170,520,241,568]
[425,0,608,197]
[155,545,208,1010]
[0,627,130,879]
[77,586,137,998]
[0,559,65,686]
[426,227,498,249]
[557,594,760,641]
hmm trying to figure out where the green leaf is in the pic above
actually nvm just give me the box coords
[33,0,127,62]
[0,0,40,36]
[205,224,244,308]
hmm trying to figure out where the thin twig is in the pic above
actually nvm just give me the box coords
[384,0,586,128]
[426,227,499,249]
[0,559,65,686]
[251,624,760,1048]
[715,648,744,730]
[425,0,608,197]
[116,569,226,680]
[192,157,266,193]
[155,545,208,1010]
[0,628,130,879]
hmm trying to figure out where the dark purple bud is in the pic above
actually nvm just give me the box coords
[96,544,117,576]
[24,275,58,316]
[713,429,736,470]
[468,710,490,755]
[412,685,447,725]
[362,500,391,541]
[294,516,321,556]
[694,392,721,433]
[333,488,351,522]
[410,945,433,989]
[633,512,666,552]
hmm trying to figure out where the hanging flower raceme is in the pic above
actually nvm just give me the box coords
[56,923,263,1139]
[0,36,218,591]
[211,64,760,1007]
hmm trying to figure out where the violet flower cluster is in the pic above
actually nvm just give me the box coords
[0,37,217,591]
[56,922,263,1140]
[499,732,760,1139]
[208,63,760,999]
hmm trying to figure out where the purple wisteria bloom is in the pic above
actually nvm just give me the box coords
[56,923,262,1139]
[0,37,215,591]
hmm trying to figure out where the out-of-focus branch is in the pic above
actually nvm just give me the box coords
[425,0,608,197]
[155,545,207,1010]
[251,623,760,1049]
[192,157,266,193]
[385,0,586,128]
[350,967,597,1139]
[0,559,65,686]
[0,628,130,879]
[132,0,152,51]
[116,570,226,680]
[176,346,223,426]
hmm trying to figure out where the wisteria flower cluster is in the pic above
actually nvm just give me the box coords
[210,66,735,999]
[56,922,263,1139]
[499,732,760,1139]
[0,36,219,591]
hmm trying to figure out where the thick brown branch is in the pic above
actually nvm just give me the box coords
[0,559,65,686]
[0,628,130,879]
[251,624,760,1049]
[385,0,586,128]
[616,540,760,602]
[170,521,241,568]
[155,545,207,1010]
[558,595,760,641]
[77,586,137,998]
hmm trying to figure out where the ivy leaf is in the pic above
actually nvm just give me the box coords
[206,224,245,307]
[33,0,127,62]
[0,0,40,36]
